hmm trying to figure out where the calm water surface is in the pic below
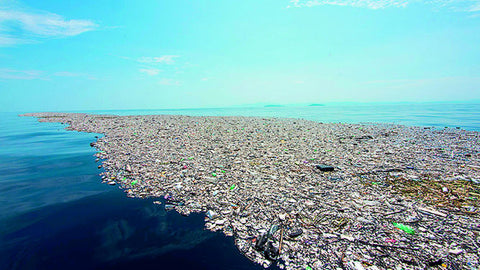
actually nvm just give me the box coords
[0,113,266,270]
[1,103,479,269]
[83,103,480,131]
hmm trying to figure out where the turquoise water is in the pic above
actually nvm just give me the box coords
[1,103,479,269]
[78,103,480,131]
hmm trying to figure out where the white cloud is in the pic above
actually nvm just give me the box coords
[0,34,29,45]
[287,0,408,9]
[139,68,161,76]
[0,68,97,80]
[425,0,480,12]
[158,78,181,86]
[0,5,98,46]
[287,0,480,12]
[127,55,187,79]
[54,71,81,77]
[54,71,97,80]
[137,55,179,65]
[0,68,43,79]
[470,2,480,12]
[134,55,181,76]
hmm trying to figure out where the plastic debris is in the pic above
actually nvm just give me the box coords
[206,210,218,219]
[315,164,334,172]
[393,222,415,234]
[449,248,464,255]
[23,112,480,270]
[255,232,268,251]
[288,229,303,238]
[264,241,279,261]
[417,206,447,217]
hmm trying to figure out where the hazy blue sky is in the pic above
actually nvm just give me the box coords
[1,0,479,111]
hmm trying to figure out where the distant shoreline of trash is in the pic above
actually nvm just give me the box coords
[22,112,480,270]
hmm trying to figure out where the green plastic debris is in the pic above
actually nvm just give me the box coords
[306,266,312,270]
[181,158,184,161]
[123,177,127,181]
[131,180,138,186]
[221,170,226,173]
[230,184,235,190]
[393,222,415,234]
[371,182,378,185]
[212,173,217,177]
[188,157,194,160]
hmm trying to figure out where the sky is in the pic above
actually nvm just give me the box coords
[0,0,479,112]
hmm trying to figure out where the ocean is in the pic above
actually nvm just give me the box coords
[83,103,480,131]
[1,103,479,269]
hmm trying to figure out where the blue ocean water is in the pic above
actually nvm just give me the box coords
[0,103,479,269]
[0,112,266,270]
[82,103,480,131]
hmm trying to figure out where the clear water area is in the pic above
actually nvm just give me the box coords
[0,113,268,270]
[83,103,480,131]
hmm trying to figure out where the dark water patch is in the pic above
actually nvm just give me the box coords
[0,114,272,270]
[0,152,109,216]
[0,191,266,270]
[0,131,65,140]
[0,153,95,177]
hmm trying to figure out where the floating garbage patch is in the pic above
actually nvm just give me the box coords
[22,112,480,269]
